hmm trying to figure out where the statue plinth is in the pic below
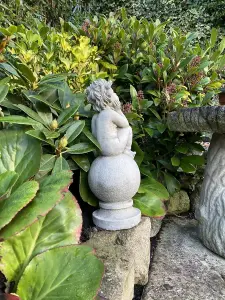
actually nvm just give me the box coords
[88,154,141,230]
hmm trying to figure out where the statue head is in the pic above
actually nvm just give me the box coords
[86,79,121,112]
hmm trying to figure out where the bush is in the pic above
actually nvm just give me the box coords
[78,9,225,206]
[84,0,225,39]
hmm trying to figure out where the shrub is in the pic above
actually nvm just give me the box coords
[78,10,225,207]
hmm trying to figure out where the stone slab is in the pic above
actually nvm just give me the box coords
[86,217,151,300]
[168,105,225,133]
[167,190,190,214]
[142,217,225,300]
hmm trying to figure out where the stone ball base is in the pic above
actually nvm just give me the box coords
[93,207,141,230]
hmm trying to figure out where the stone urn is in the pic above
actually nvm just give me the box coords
[168,106,225,258]
[86,79,141,230]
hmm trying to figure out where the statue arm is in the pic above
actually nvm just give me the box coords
[109,109,129,128]
[91,114,98,138]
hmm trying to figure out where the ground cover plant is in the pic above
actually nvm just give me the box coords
[0,130,104,299]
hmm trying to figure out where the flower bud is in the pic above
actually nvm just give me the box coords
[59,136,68,149]
[74,112,79,120]
[50,119,58,130]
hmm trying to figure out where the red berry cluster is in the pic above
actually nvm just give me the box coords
[190,56,201,67]
[166,83,177,94]
[81,20,90,33]
[189,72,204,86]
[137,90,144,101]
[122,103,132,114]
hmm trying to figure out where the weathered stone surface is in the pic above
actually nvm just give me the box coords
[142,217,225,300]
[168,105,225,133]
[167,190,190,214]
[196,133,225,258]
[189,182,201,212]
[150,217,162,237]
[86,217,151,300]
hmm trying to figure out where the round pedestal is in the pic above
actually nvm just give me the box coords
[93,207,141,230]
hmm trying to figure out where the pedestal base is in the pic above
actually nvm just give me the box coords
[93,207,141,230]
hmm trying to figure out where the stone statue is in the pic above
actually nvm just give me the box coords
[86,79,141,230]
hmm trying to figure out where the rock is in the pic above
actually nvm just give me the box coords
[142,217,225,300]
[150,217,162,237]
[86,217,151,300]
[189,182,201,212]
[167,190,190,214]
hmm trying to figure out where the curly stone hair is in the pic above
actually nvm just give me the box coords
[86,79,121,112]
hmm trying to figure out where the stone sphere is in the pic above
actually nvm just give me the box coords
[88,154,140,203]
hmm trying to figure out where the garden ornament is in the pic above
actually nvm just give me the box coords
[86,79,141,230]
[168,106,225,258]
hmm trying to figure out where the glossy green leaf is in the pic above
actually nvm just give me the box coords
[65,120,85,144]
[0,171,72,239]
[175,144,189,154]
[0,85,9,103]
[132,141,144,166]
[28,94,61,112]
[0,171,18,198]
[0,116,40,126]
[72,155,90,172]
[25,130,54,146]
[16,246,104,300]
[144,127,154,137]
[180,161,196,173]
[57,103,80,126]
[138,177,169,200]
[181,155,205,166]
[42,128,60,139]
[0,131,41,190]
[130,85,138,110]
[134,190,166,217]
[16,63,36,83]
[0,191,82,287]
[39,154,56,172]
[210,28,218,48]
[15,104,46,125]
[83,127,101,149]
[52,156,70,173]
[79,170,98,206]
[66,142,96,154]
[164,172,181,195]
[35,101,52,125]
[0,181,39,231]
[171,156,180,167]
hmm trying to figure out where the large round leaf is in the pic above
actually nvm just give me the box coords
[0,171,18,199]
[0,171,72,239]
[0,181,39,230]
[0,130,41,190]
[17,246,104,300]
[0,192,82,287]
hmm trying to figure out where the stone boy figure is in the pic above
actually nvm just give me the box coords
[86,79,141,230]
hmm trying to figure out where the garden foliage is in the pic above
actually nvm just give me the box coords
[0,130,104,299]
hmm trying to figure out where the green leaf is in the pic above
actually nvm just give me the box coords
[144,127,154,137]
[79,170,98,206]
[134,190,166,217]
[26,130,54,146]
[52,156,70,173]
[210,28,218,48]
[175,144,189,154]
[0,131,41,190]
[66,142,96,154]
[16,63,36,83]
[0,181,39,231]
[164,172,180,195]
[65,120,85,144]
[83,127,101,149]
[149,108,161,120]
[28,94,61,112]
[39,154,56,172]
[57,104,80,126]
[171,156,180,167]
[15,104,46,125]
[0,191,82,287]
[0,116,40,126]
[100,61,117,70]
[35,101,52,126]
[130,85,138,110]
[42,128,60,139]
[180,161,196,173]
[0,171,18,198]
[138,177,169,200]
[156,123,167,133]
[0,171,72,239]
[181,155,205,166]
[16,246,104,300]
[132,141,144,166]
[72,155,90,172]
[0,84,9,103]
